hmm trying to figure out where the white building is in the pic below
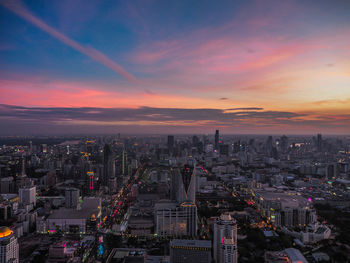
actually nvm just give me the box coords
[214,214,238,263]
[222,238,237,263]
[0,227,19,263]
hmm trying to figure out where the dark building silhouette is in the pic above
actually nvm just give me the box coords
[215,130,219,150]
[167,135,175,154]
[103,144,115,186]
[317,133,323,152]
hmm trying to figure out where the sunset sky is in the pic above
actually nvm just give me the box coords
[0,0,350,135]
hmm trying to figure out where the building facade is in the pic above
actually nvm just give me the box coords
[213,214,238,263]
[170,239,211,263]
[0,227,19,263]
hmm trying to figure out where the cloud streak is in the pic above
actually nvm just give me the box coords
[1,0,137,82]
[1,104,349,135]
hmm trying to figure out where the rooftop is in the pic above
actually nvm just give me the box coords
[0,226,13,239]
[170,239,211,248]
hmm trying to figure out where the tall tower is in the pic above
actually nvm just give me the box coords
[180,202,197,237]
[29,141,33,154]
[122,150,127,176]
[168,135,175,154]
[103,144,115,185]
[176,165,196,203]
[213,214,238,263]
[280,135,288,153]
[215,130,219,150]
[87,171,95,193]
[317,133,323,152]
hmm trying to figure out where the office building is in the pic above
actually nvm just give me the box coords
[19,186,36,206]
[122,150,127,175]
[316,133,323,152]
[168,135,175,153]
[103,144,115,186]
[215,130,219,150]
[155,200,197,237]
[87,171,95,193]
[175,166,196,204]
[109,176,117,194]
[170,239,211,263]
[0,226,19,263]
[65,188,79,209]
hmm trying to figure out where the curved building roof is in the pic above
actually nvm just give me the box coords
[0,226,13,238]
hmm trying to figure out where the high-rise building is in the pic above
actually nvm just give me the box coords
[280,135,289,152]
[155,200,197,237]
[213,214,238,263]
[180,202,197,237]
[219,144,229,156]
[19,186,36,206]
[167,135,175,153]
[222,238,236,263]
[215,130,219,150]
[192,135,200,146]
[29,141,33,154]
[170,239,211,263]
[316,133,323,152]
[0,204,12,221]
[65,188,79,209]
[0,226,19,263]
[266,136,273,156]
[87,171,95,193]
[41,144,47,153]
[122,150,127,175]
[103,144,115,186]
[0,177,14,194]
[176,166,196,204]
[108,177,117,194]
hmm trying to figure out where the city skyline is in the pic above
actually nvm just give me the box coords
[1,0,350,134]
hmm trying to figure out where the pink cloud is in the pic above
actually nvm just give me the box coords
[1,0,137,82]
[0,77,225,109]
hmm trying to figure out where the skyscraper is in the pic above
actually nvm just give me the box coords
[167,135,175,154]
[88,171,95,193]
[266,136,273,156]
[215,130,219,150]
[280,135,289,152]
[122,150,127,175]
[0,226,19,263]
[180,202,197,237]
[213,214,238,263]
[103,144,115,186]
[176,165,196,204]
[317,133,323,152]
